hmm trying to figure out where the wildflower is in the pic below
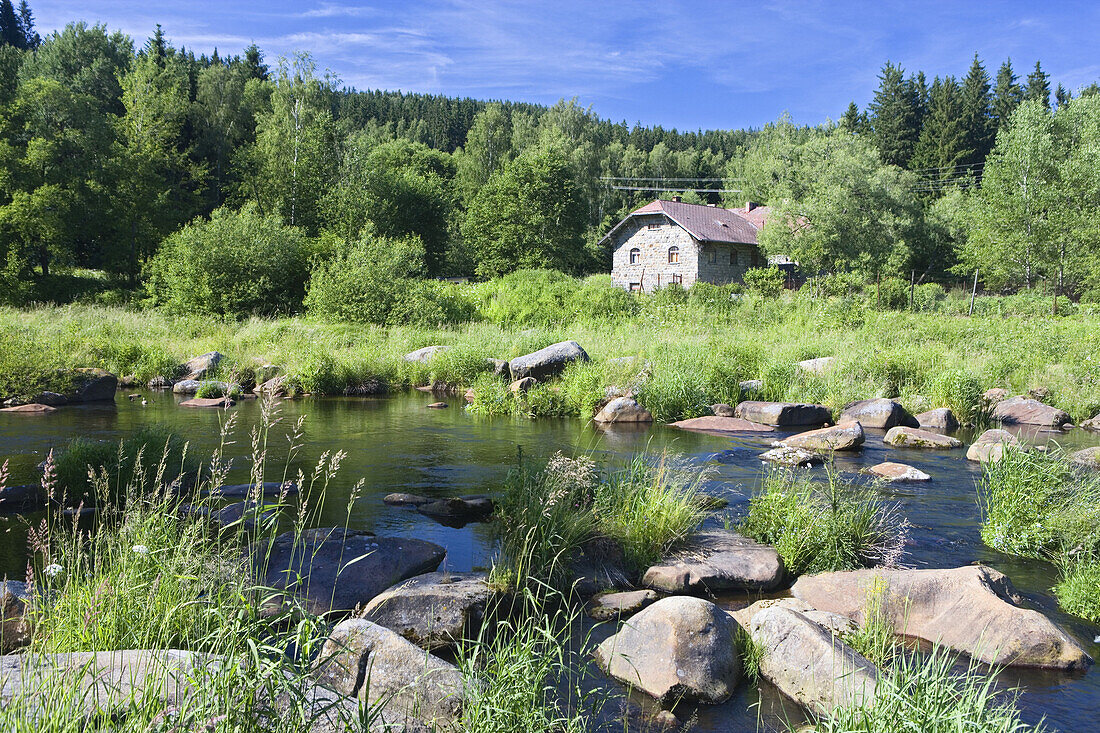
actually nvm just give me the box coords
[132,544,150,556]
[44,563,63,578]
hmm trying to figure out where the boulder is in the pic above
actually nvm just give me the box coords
[569,540,632,598]
[172,379,202,395]
[181,351,224,380]
[791,566,1092,670]
[179,396,234,408]
[867,461,931,482]
[464,388,476,403]
[404,345,450,364]
[746,604,878,717]
[839,399,918,430]
[669,416,775,436]
[780,421,865,452]
[642,530,784,594]
[32,392,68,407]
[384,493,434,507]
[316,619,468,728]
[593,397,653,424]
[1,581,32,653]
[427,402,448,409]
[798,357,836,375]
[359,572,492,651]
[1081,413,1100,432]
[417,497,494,525]
[71,368,117,402]
[883,425,962,449]
[711,403,736,417]
[594,597,741,704]
[587,589,659,621]
[731,597,856,637]
[991,396,1072,428]
[759,446,825,467]
[1070,447,1100,470]
[915,407,960,433]
[966,429,1022,463]
[254,375,289,396]
[0,484,44,511]
[208,481,298,499]
[509,340,589,381]
[148,376,174,390]
[255,528,446,617]
[982,387,1010,405]
[486,358,510,378]
[509,377,537,394]
[0,404,56,414]
[734,401,832,427]
[739,379,764,396]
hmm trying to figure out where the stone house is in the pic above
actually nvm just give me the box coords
[602,198,772,292]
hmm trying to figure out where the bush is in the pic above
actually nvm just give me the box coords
[146,205,308,318]
[742,266,785,297]
[874,277,909,310]
[1055,557,1100,623]
[739,468,909,576]
[569,275,637,321]
[474,269,579,328]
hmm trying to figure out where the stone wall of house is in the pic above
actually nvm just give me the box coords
[696,242,763,285]
[610,215,699,292]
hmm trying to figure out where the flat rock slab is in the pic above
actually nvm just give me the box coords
[840,398,918,429]
[792,566,1092,670]
[587,589,659,621]
[509,340,589,381]
[594,396,653,423]
[734,401,832,427]
[384,493,434,507]
[0,404,57,414]
[746,603,878,717]
[179,397,235,408]
[884,425,962,449]
[643,530,784,594]
[256,528,446,617]
[417,497,494,526]
[915,407,960,432]
[759,446,825,466]
[595,596,741,704]
[780,421,864,452]
[966,428,1022,463]
[992,396,1072,428]
[669,416,775,435]
[867,461,931,482]
[360,572,492,651]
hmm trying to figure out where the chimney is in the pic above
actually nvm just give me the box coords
[745,201,757,212]
[672,195,682,203]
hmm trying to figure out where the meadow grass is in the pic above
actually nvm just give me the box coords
[739,467,910,576]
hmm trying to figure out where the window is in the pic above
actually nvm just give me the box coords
[730,250,736,265]
[629,247,641,264]
[671,274,683,285]
[709,248,718,264]
[647,223,661,231]
[629,282,642,292]
[668,246,679,263]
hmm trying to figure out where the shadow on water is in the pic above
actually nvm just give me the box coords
[2,392,1099,731]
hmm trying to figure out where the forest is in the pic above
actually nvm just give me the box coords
[0,5,1098,316]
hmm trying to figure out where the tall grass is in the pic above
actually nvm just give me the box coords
[739,467,910,576]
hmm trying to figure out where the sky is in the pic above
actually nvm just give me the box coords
[29,0,1100,131]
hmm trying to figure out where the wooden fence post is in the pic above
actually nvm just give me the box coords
[968,268,978,317]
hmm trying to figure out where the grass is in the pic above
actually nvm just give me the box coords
[841,574,899,669]
[739,467,910,576]
[1054,556,1100,623]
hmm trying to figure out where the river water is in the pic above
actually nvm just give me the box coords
[2,392,1099,731]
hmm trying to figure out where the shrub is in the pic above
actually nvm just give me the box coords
[1055,557,1100,623]
[739,468,909,576]
[474,269,578,328]
[743,266,785,297]
[194,381,242,399]
[874,277,909,310]
[146,205,308,318]
[569,275,637,321]
[389,280,479,328]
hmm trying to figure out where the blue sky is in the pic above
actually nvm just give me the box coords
[30,0,1100,131]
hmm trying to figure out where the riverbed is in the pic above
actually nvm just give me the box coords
[2,391,1099,731]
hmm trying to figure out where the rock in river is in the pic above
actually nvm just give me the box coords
[669,416,774,436]
[643,530,784,594]
[734,401,832,427]
[966,428,1022,463]
[915,407,960,432]
[593,396,652,424]
[587,589,659,621]
[179,396,234,408]
[867,461,931,482]
[71,368,118,402]
[1,581,32,653]
[780,421,864,452]
[840,398,919,429]
[759,446,825,467]
[791,566,1092,670]
[883,425,962,449]
[0,403,56,415]
[595,596,741,704]
[255,528,446,617]
[359,572,493,651]
[508,340,589,381]
[181,351,224,380]
[991,396,1072,428]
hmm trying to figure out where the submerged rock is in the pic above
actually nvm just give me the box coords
[256,528,446,617]
[593,396,652,424]
[791,566,1092,670]
[991,396,1072,428]
[867,461,931,482]
[316,619,468,728]
[417,497,494,525]
[179,396,234,408]
[595,596,741,704]
[0,404,56,414]
[915,407,960,432]
[840,399,919,430]
[642,530,784,594]
[779,421,864,452]
[508,340,589,381]
[966,428,1022,463]
[383,493,434,507]
[359,572,493,651]
[883,425,963,449]
[0,484,44,511]
[734,401,832,427]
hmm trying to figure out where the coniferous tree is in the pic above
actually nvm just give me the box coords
[243,43,269,81]
[16,1,36,49]
[911,76,971,180]
[1054,83,1072,110]
[0,0,23,48]
[993,59,1023,130]
[1025,60,1051,110]
[960,54,994,166]
[868,61,922,168]
[839,101,868,134]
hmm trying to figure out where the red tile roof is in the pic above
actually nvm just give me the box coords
[603,199,771,246]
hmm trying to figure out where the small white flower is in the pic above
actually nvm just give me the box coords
[44,563,63,578]
[132,544,149,556]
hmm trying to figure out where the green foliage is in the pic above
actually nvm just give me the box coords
[473,269,578,328]
[739,468,909,576]
[743,266,785,297]
[146,205,307,318]
[1054,557,1100,623]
